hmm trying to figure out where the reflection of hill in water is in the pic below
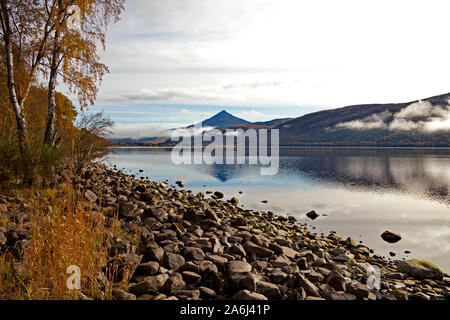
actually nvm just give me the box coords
[194,148,450,203]
[192,164,261,182]
[285,148,450,203]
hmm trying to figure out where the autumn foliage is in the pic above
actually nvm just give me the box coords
[0,0,124,185]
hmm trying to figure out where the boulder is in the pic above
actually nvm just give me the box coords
[173,289,200,300]
[306,210,320,220]
[129,274,169,295]
[214,191,224,199]
[181,271,202,284]
[326,270,346,292]
[256,281,282,299]
[162,273,186,292]
[199,286,217,299]
[162,252,185,271]
[297,273,320,297]
[233,290,268,300]
[269,243,298,259]
[119,201,137,219]
[398,260,443,280]
[228,260,252,276]
[244,241,274,258]
[135,261,159,276]
[183,246,206,261]
[112,288,136,300]
[381,231,401,243]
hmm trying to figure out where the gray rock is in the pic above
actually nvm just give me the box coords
[183,246,206,261]
[269,243,298,259]
[129,274,170,295]
[112,288,136,300]
[162,273,186,292]
[119,201,137,218]
[207,254,228,267]
[333,253,352,263]
[181,271,201,284]
[230,243,247,257]
[228,260,252,276]
[308,271,325,283]
[326,270,346,292]
[230,272,258,291]
[162,252,185,271]
[346,282,372,299]
[270,269,288,284]
[135,261,159,276]
[256,281,282,299]
[144,245,164,263]
[199,286,217,299]
[320,291,348,300]
[244,241,274,258]
[173,289,200,300]
[273,255,291,268]
[297,273,320,297]
[233,290,268,300]
[113,253,142,280]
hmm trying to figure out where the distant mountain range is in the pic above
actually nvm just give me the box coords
[275,93,450,146]
[110,93,450,146]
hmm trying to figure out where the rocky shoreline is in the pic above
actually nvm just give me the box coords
[2,162,449,300]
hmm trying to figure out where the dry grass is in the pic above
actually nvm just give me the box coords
[0,183,120,300]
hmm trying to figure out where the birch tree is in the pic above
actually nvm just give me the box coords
[0,0,54,152]
[43,0,125,146]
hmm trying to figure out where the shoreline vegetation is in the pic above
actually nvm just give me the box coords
[1,162,448,300]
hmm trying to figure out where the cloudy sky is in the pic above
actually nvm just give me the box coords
[86,0,450,138]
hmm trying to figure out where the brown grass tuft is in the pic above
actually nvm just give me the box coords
[0,184,119,300]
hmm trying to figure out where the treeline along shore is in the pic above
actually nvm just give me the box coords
[2,161,448,300]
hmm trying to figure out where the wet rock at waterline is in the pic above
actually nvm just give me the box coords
[306,210,320,220]
[381,231,402,243]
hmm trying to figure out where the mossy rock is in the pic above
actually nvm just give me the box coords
[398,259,443,280]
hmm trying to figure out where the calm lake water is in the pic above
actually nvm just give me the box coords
[103,147,450,273]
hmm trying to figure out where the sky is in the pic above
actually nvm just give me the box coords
[81,0,450,138]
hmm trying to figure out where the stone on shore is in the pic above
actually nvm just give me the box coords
[233,290,268,300]
[398,260,443,280]
[84,190,97,203]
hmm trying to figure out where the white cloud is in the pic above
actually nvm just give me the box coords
[121,87,240,102]
[336,100,450,132]
[109,123,177,139]
[336,111,391,130]
[89,0,450,111]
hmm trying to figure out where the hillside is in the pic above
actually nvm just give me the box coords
[254,118,293,127]
[275,93,450,146]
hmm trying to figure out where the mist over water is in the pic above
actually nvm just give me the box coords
[103,147,450,272]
